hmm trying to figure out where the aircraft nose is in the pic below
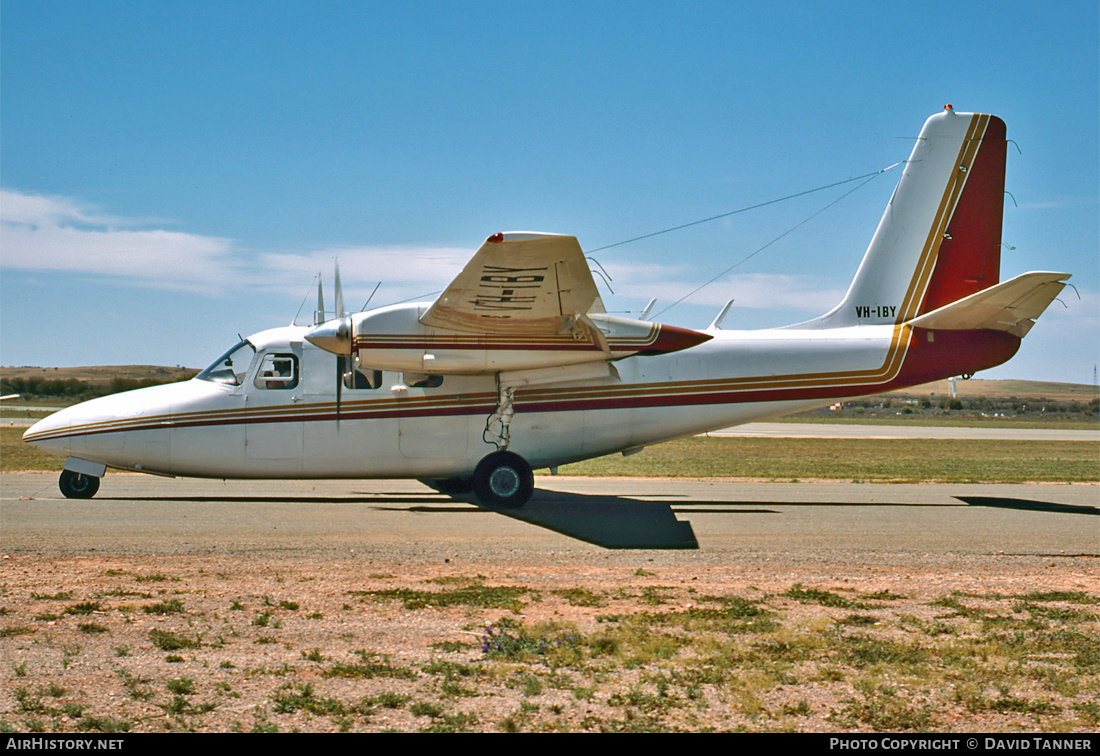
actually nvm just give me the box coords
[22,384,182,474]
[23,410,72,458]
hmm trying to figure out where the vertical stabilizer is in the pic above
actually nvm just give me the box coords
[814,107,1007,328]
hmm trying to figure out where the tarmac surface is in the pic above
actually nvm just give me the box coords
[2,472,1096,555]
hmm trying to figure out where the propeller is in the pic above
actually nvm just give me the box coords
[314,274,326,326]
[334,260,344,326]
[333,261,347,428]
[304,261,353,428]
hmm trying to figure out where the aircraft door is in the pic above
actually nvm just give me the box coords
[245,348,304,470]
[396,372,477,462]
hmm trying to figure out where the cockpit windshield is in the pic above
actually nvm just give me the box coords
[196,340,256,386]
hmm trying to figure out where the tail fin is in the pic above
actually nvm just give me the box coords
[816,107,1008,328]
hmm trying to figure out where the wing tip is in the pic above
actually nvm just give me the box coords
[484,231,575,244]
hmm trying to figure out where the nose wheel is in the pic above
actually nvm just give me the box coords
[472,451,533,509]
[59,470,101,499]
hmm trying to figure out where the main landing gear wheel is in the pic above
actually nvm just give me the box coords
[472,451,533,510]
[59,470,100,499]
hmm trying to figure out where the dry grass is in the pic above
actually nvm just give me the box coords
[559,437,1098,483]
[1,428,64,472]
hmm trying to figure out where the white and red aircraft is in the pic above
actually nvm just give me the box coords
[24,108,1069,507]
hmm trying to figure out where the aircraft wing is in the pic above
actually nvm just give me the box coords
[420,232,604,336]
[907,271,1070,338]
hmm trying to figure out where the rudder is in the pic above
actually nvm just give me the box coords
[918,113,1006,313]
[815,107,1007,328]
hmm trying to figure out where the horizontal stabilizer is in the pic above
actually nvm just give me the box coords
[907,271,1070,338]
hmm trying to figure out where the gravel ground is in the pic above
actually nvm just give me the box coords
[2,546,1097,733]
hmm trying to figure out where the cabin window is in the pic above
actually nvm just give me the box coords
[344,368,383,390]
[197,340,256,386]
[403,373,443,388]
[254,353,299,390]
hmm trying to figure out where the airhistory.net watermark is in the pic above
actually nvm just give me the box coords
[5,738,123,751]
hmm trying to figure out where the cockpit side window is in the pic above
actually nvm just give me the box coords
[197,341,256,386]
[254,353,299,390]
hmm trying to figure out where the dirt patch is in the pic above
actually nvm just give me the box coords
[2,553,1096,733]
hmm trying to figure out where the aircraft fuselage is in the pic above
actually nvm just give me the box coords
[24,320,1019,481]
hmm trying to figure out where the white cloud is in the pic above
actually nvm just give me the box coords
[0,188,849,319]
[1,188,237,291]
[1015,195,1098,212]
[0,188,474,300]
[254,245,473,315]
[0,190,108,226]
[711,273,846,312]
[1041,285,1099,332]
[257,246,467,289]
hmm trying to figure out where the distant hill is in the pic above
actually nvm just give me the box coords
[0,365,198,399]
[2,365,197,384]
[880,379,1098,403]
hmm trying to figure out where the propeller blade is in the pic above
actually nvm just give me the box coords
[335,353,345,429]
[334,260,345,319]
[315,274,325,325]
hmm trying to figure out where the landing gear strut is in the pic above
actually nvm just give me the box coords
[472,451,533,509]
[59,470,100,499]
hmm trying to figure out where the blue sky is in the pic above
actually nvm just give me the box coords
[3,1,1097,384]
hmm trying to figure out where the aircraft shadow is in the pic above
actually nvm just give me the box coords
[97,489,704,548]
[99,495,444,505]
[481,488,703,549]
[956,496,1099,516]
[398,493,782,549]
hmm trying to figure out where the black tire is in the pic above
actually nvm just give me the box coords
[59,470,100,499]
[472,451,533,509]
[420,477,474,497]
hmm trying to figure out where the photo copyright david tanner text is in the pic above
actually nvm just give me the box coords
[829,737,1094,751]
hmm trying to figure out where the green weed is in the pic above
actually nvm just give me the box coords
[148,629,201,651]
[323,651,418,680]
[785,584,868,609]
[166,678,195,695]
[352,583,530,613]
[144,599,186,615]
[63,601,101,616]
[272,683,346,716]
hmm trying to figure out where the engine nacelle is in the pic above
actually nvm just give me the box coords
[305,302,711,374]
